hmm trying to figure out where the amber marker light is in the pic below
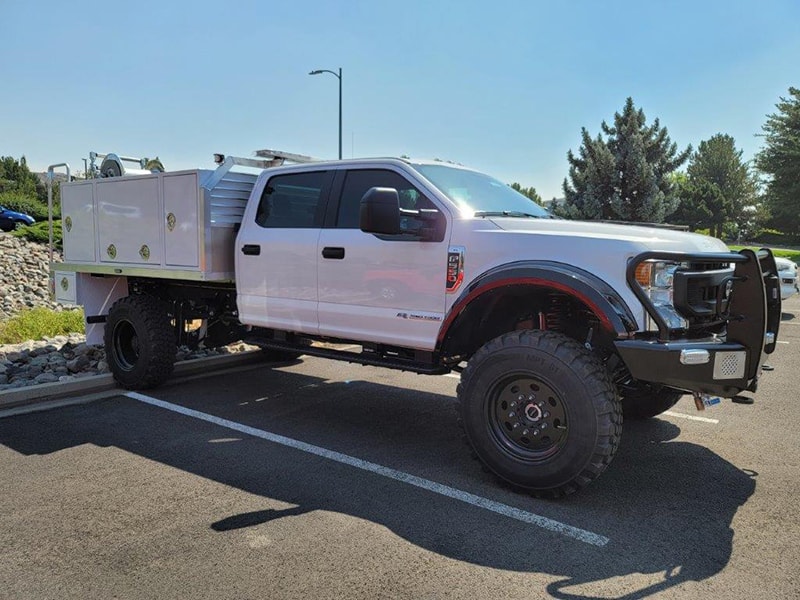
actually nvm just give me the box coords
[634,262,653,288]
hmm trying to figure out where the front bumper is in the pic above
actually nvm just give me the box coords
[618,248,781,398]
[615,338,765,398]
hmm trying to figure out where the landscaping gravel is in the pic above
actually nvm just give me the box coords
[0,233,255,391]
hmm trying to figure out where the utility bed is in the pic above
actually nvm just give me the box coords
[58,164,258,282]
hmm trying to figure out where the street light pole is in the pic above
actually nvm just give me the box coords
[309,67,343,159]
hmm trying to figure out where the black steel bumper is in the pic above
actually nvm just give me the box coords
[617,248,782,398]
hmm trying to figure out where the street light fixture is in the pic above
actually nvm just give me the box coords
[309,67,342,159]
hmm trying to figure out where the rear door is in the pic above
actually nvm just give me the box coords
[236,169,334,333]
[316,167,451,350]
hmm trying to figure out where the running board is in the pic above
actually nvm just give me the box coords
[244,336,449,375]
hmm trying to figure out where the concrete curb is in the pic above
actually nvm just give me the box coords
[0,351,267,411]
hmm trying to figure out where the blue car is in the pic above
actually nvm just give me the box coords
[0,206,35,232]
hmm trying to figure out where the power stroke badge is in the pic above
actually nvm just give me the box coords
[447,246,465,293]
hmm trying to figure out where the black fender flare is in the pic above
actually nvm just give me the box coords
[436,260,638,351]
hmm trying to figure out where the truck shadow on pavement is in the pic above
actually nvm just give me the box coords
[0,368,756,599]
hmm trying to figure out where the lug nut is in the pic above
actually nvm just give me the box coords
[541,423,547,430]
[543,411,550,418]
[518,395,524,401]
[508,411,515,418]
[523,429,529,435]
[533,430,539,436]
[510,402,516,408]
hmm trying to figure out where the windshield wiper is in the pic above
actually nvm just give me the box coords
[473,210,544,218]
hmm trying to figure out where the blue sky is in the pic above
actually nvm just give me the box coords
[2,0,798,200]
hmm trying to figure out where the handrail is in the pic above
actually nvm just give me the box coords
[46,163,70,266]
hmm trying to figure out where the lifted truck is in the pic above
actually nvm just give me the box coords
[47,150,782,497]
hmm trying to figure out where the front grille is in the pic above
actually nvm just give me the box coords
[674,267,734,328]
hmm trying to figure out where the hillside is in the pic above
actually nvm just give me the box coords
[0,232,64,320]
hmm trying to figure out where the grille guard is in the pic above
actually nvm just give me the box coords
[626,249,780,345]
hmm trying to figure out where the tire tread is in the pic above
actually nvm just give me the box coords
[456,330,622,498]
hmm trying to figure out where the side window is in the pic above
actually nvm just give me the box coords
[256,171,328,228]
[336,169,435,229]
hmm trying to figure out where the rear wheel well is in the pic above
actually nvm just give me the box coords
[440,285,615,362]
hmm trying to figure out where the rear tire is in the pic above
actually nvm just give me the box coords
[457,330,621,498]
[621,384,683,420]
[105,295,176,389]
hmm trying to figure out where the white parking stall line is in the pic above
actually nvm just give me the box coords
[124,391,610,547]
[662,410,719,424]
[444,373,460,379]
[777,341,790,344]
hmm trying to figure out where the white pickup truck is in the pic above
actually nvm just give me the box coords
[49,150,782,497]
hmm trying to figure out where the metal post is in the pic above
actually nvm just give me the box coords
[46,163,70,266]
[338,67,342,160]
[309,67,344,160]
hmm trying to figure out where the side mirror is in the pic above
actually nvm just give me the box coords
[360,187,401,235]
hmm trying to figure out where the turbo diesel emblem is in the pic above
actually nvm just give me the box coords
[446,246,465,293]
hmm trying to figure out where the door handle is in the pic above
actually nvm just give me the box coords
[241,244,261,256]
[322,246,345,259]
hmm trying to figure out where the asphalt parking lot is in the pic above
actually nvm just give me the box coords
[2,298,799,599]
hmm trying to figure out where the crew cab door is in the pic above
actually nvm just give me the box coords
[316,168,451,350]
[236,169,334,333]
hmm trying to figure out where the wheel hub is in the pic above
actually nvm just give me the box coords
[524,402,543,422]
[489,376,568,460]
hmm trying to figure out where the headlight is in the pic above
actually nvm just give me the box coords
[634,260,688,330]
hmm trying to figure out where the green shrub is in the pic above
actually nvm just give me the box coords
[752,228,787,246]
[0,190,58,220]
[13,220,62,247]
[0,307,85,344]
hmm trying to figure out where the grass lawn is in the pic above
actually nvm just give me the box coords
[728,245,800,264]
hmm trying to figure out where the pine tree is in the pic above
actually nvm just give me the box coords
[556,98,691,222]
[756,87,800,236]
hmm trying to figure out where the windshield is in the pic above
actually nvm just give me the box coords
[413,164,552,218]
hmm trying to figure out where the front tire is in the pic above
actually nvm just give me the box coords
[105,295,176,389]
[457,330,621,497]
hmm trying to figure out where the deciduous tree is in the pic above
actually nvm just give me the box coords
[672,134,757,238]
[510,182,543,205]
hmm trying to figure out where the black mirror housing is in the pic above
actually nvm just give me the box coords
[360,187,401,235]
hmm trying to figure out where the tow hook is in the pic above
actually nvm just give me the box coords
[692,392,721,411]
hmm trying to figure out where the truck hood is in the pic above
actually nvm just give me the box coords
[486,217,728,254]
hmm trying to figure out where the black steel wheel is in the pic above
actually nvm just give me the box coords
[104,295,176,389]
[488,375,570,463]
[457,330,622,497]
[621,384,683,420]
